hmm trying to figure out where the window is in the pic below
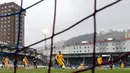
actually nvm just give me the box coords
[85,50,86,52]
[8,9,11,11]
[4,29,6,31]
[8,33,10,35]
[8,17,10,19]
[113,48,114,50]
[5,10,7,12]
[124,47,126,49]
[77,47,78,49]
[1,18,3,20]
[1,10,3,13]
[4,26,6,27]
[8,25,10,27]
[4,18,6,20]
[88,46,89,48]
[77,51,78,52]
[1,22,3,24]
[8,29,10,31]
[80,51,81,52]
[1,26,3,28]
[16,22,18,25]
[120,47,122,49]
[4,22,6,23]
[79,47,81,49]
[5,6,7,8]
[117,48,118,49]
[11,5,14,7]
[74,51,75,52]
[8,21,10,23]
[74,47,75,49]
[84,47,86,48]
[4,33,6,35]
[96,45,98,47]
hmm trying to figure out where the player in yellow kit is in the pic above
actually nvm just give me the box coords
[55,51,65,71]
[4,57,9,68]
[79,63,84,69]
[121,62,124,69]
[23,56,28,69]
[97,56,102,70]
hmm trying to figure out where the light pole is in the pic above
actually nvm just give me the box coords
[42,28,49,50]
[42,28,49,65]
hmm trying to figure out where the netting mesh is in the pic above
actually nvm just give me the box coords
[1,0,129,73]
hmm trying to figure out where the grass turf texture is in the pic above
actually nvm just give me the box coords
[0,68,130,73]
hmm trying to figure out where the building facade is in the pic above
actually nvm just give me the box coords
[43,32,130,66]
[0,2,25,46]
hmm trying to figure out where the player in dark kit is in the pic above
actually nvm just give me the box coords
[2,57,4,68]
[33,57,37,68]
[108,57,113,70]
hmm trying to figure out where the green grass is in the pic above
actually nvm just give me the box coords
[0,68,130,73]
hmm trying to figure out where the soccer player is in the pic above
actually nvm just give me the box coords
[33,57,37,68]
[97,56,102,70]
[55,51,65,71]
[4,57,9,68]
[23,56,28,69]
[79,63,84,69]
[121,62,124,69]
[2,57,5,68]
[108,57,113,70]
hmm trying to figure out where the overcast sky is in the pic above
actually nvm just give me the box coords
[1,0,130,48]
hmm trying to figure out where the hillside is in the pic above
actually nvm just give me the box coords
[64,30,127,46]
[38,30,129,48]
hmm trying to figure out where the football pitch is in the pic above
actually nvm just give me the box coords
[0,68,130,73]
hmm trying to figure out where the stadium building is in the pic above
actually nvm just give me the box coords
[44,32,130,68]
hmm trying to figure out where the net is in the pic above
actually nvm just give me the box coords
[1,0,129,73]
